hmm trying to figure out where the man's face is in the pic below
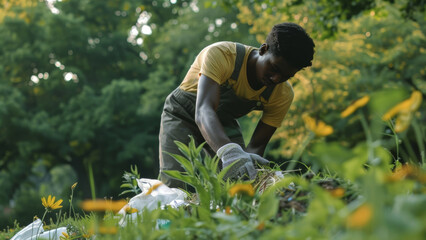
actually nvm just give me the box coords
[256,44,299,87]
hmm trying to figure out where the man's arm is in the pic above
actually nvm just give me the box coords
[195,74,232,152]
[246,121,277,156]
[195,74,271,179]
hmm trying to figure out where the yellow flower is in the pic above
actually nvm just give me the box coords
[346,204,373,229]
[256,221,265,231]
[59,232,70,240]
[303,114,334,137]
[394,110,412,132]
[82,233,92,239]
[386,164,426,183]
[41,195,63,211]
[382,91,422,133]
[382,91,422,121]
[228,183,255,197]
[329,187,345,198]
[43,225,52,230]
[71,182,78,190]
[98,226,118,235]
[124,206,139,214]
[341,96,370,118]
[80,199,127,212]
[225,206,232,215]
[82,229,95,239]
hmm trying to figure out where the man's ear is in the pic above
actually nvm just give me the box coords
[259,43,268,55]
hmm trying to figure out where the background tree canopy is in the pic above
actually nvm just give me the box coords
[0,0,424,228]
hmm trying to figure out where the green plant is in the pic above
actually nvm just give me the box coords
[163,136,233,212]
[119,165,142,197]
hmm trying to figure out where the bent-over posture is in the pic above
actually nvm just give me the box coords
[159,22,315,188]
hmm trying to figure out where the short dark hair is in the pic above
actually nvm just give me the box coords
[266,22,315,69]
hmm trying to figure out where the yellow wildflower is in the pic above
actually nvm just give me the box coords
[59,232,70,240]
[82,233,93,239]
[41,195,63,211]
[386,164,426,183]
[82,229,95,239]
[43,225,52,230]
[98,226,118,235]
[382,91,422,132]
[71,182,78,190]
[394,111,412,132]
[382,91,422,118]
[225,206,232,215]
[228,183,255,197]
[303,114,334,137]
[329,187,345,198]
[256,221,265,230]
[346,204,373,229]
[341,96,370,118]
[80,199,127,212]
[124,206,139,214]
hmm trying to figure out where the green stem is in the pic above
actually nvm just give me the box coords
[36,210,48,237]
[389,121,400,162]
[412,118,425,165]
[403,135,419,164]
[88,161,96,200]
[359,112,374,161]
[54,209,62,238]
[287,132,315,171]
[69,190,73,218]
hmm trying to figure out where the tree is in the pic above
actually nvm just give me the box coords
[234,0,425,167]
[0,0,256,227]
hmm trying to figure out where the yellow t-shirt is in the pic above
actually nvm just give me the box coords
[179,41,294,128]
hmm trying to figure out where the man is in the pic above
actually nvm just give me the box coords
[159,22,315,188]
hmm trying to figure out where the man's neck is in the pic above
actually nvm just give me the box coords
[246,50,263,90]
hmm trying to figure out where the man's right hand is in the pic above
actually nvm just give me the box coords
[217,143,269,180]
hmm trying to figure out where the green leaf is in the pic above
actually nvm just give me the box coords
[196,205,212,222]
[163,170,196,186]
[193,159,210,181]
[195,141,206,157]
[174,140,191,159]
[166,152,194,176]
[120,183,133,189]
[258,190,279,221]
[210,175,223,204]
[119,190,136,196]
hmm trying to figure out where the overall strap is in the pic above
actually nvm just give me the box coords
[230,42,275,102]
[230,43,246,81]
[261,85,275,101]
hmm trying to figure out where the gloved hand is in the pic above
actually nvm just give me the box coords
[217,143,269,180]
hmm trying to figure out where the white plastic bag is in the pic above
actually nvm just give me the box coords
[118,178,187,226]
[11,219,67,240]
[119,178,187,213]
[11,219,43,240]
[28,227,67,240]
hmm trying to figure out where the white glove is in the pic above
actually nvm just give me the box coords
[217,143,269,180]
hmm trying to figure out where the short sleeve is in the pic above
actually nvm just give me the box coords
[198,43,234,85]
[260,82,294,128]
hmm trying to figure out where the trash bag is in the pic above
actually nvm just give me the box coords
[118,178,187,226]
[11,219,67,240]
[119,178,187,214]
